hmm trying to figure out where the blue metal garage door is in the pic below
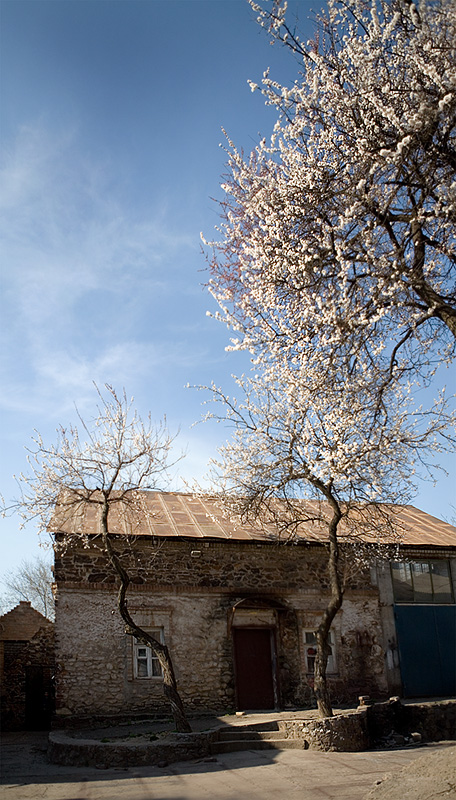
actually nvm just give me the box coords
[394,605,456,697]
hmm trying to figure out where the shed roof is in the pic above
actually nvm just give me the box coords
[51,491,456,549]
[0,601,52,640]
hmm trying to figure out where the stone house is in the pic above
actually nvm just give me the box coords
[0,601,55,730]
[52,492,456,724]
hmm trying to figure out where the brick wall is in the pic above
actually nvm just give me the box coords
[0,601,52,640]
[1,625,55,730]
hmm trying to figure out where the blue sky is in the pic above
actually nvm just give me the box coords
[1,0,454,587]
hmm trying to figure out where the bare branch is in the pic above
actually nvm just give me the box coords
[2,384,191,732]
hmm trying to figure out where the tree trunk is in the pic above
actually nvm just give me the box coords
[313,500,343,718]
[100,501,192,733]
[121,604,192,734]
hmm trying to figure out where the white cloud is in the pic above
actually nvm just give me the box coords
[0,121,207,419]
[0,329,220,417]
[0,122,196,326]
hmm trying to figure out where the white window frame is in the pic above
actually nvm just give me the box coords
[133,629,164,679]
[303,630,337,673]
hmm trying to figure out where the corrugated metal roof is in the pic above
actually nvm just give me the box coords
[51,491,456,549]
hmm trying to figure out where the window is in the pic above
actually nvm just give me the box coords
[304,630,336,673]
[391,560,454,604]
[133,629,164,679]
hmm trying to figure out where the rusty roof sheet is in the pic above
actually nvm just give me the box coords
[50,491,456,549]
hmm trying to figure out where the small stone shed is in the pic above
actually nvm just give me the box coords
[51,493,456,724]
[0,601,55,730]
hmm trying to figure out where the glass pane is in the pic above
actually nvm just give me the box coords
[137,658,148,678]
[412,562,433,602]
[306,654,316,672]
[137,647,147,658]
[305,632,316,644]
[391,562,413,602]
[430,561,454,603]
[151,658,162,677]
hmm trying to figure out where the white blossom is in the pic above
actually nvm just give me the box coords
[4,385,177,544]
[203,0,456,718]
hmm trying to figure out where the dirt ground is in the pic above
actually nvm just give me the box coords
[366,744,456,799]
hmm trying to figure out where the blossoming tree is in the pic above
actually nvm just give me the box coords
[205,0,456,716]
[210,0,455,366]
[204,348,451,716]
[7,386,191,732]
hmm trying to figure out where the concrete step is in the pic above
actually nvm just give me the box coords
[211,738,307,754]
[217,729,285,741]
[230,721,281,732]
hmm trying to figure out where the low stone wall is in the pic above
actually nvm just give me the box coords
[48,700,456,767]
[366,698,456,745]
[48,730,211,768]
[279,711,369,752]
[402,700,456,742]
[48,711,369,767]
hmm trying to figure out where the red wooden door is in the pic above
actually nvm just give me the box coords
[233,628,276,710]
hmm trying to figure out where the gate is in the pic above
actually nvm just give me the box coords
[394,605,456,697]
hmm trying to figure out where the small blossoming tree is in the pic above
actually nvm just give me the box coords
[6,385,191,732]
[205,0,456,716]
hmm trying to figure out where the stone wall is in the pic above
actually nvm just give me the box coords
[54,538,388,722]
[55,537,374,592]
[54,589,237,719]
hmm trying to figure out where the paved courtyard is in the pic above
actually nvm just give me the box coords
[2,730,452,800]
